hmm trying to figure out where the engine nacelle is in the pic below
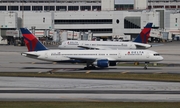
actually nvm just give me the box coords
[93,59,109,68]
[109,61,116,66]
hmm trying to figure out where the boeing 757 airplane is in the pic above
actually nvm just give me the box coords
[58,23,153,50]
[20,27,163,70]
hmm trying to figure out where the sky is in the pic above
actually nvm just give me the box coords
[115,0,134,4]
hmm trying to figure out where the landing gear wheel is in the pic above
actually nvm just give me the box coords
[48,71,53,74]
[144,62,149,70]
[84,67,89,70]
[84,65,96,70]
[144,66,147,70]
[90,65,96,69]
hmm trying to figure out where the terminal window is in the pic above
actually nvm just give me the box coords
[54,19,112,24]
[92,6,101,11]
[62,29,112,33]
[124,17,141,29]
[68,6,79,11]
[56,6,67,11]
[0,6,6,11]
[80,6,91,11]
[32,6,43,11]
[44,6,55,11]
[8,6,18,11]
[20,6,31,11]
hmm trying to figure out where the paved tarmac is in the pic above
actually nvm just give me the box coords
[0,77,180,102]
[0,41,180,102]
[0,49,179,73]
[0,42,180,73]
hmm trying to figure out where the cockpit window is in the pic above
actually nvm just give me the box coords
[154,54,160,56]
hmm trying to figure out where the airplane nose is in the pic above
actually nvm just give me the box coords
[160,56,164,60]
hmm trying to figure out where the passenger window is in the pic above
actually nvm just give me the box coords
[154,54,160,56]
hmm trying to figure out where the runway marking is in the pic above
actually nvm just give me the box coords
[86,71,91,74]
[121,71,129,74]
[38,71,42,73]
[153,72,167,74]
[59,96,102,102]
[47,69,61,74]
[53,62,57,64]
[71,98,102,102]
[10,62,33,64]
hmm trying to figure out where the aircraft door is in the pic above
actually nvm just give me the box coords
[81,42,83,46]
[45,52,48,59]
[63,42,66,48]
[118,53,121,58]
[146,52,150,58]
[130,44,133,49]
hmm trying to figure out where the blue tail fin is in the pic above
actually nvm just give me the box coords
[133,23,153,44]
[20,28,48,51]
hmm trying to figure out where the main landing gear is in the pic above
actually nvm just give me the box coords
[144,62,149,70]
[84,63,96,70]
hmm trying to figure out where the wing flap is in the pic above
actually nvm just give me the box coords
[78,46,100,50]
[78,46,112,50]
[68,56,100,62]
[67,56,115,62]
[134,43,152,49]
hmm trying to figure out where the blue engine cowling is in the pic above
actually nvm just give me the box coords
[96,59,109,68]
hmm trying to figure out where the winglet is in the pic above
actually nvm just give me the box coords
[20,28,48,51]
[133,23,153,44]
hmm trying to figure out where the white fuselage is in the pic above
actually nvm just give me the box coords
[22,50,163,63]
[58,40,152,50]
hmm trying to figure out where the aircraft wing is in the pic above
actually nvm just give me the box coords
[78,46,111,50]
[151,44,164,47]
[134,43,152,49]
[67,56,116,62]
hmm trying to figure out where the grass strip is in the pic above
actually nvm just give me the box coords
[0,102,180,108]
[117,63,166,67]
[1,72,180,82]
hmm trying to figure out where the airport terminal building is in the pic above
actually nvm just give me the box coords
[0,0,180,44]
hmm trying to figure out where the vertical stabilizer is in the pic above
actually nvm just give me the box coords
[133,23,153,44]
[20,28,48,51]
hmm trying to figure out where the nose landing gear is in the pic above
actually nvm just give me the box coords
[144,62,149,69]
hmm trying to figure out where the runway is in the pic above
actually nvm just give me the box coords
[0,77,180,102]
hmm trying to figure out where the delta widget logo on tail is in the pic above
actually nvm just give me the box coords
[20,28,48,52]
[133,23,153,44]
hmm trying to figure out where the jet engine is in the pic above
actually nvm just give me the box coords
[93,59,109,68]
[93,60,117,68]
